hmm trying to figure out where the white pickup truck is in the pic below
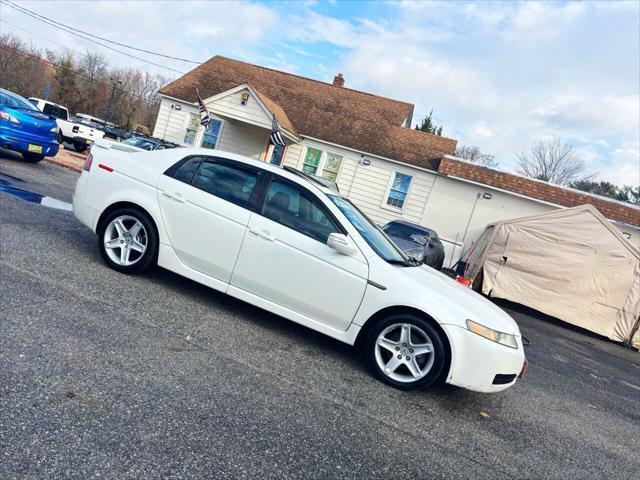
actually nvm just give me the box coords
[28,98,104,152]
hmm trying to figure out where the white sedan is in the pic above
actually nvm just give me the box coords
[73,146,527,393]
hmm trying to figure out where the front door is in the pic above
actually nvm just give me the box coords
[157,155,261,283]
[230,176,368,331]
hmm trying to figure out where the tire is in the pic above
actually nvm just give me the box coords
[57,132,64,144]
[73,141,87,152]
[97,207,158,274]
[22,152,44,163]
[364,313,447,391]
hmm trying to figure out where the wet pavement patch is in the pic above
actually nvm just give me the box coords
[0,171,72,211]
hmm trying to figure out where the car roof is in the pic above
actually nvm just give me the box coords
[385,219,435,233]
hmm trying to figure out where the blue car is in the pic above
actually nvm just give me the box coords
[0,88,59,163]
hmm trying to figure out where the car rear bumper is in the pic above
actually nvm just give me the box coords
[72,170,99,232]
[0,132,59,157]
[442,323,526,393]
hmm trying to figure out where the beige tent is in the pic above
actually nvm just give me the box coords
[466,205,640,348]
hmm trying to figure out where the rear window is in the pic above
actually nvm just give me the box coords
[42,103,68,120]
[383,223,432,246]
[0,91,37,110]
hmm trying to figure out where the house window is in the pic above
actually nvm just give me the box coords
[321,152,342,181]
[270,143,286,166]
[184,113,199,146]
[386,172,412,209]
[302,147,322,175]
[201,120,222,149]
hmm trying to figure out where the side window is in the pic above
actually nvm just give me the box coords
[170,157,203,184]
[302,147,322,175]
[28,99,38,108]
[386,172,412,209]
[42,103,54,116]
[192,160,258,209]
[262,179,340,243]
[58,107,69,121]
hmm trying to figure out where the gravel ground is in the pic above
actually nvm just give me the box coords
[1,152,639,479]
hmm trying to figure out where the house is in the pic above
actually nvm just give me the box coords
[153,55,639,266]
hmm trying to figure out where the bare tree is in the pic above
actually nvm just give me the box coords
[516,137,592,186]
[455,145,499,168]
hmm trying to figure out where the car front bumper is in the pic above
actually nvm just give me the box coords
[441,323,526,393]
[0,132,59,157]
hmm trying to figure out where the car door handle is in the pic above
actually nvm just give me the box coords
[249,228,275,242]
[162,191,185,203]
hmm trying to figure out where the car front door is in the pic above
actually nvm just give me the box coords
[157,155,261,284]
[229,175,369,331]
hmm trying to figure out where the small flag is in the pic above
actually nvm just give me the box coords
[196,89,210,127]
[269,113,285,146]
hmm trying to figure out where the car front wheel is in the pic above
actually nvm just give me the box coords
[98,208,158,274]
[365,313,447,390]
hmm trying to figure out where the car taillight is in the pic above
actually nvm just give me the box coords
[83,153,94,171]
[0,111,20,124]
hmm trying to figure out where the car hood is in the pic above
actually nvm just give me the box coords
[402,264,521,336]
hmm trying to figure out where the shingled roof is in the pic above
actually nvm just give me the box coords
[159,55,456,166]
[439,157,640,227]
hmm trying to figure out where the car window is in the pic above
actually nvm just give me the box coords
[192,160,258,209]
[262,179,340,243]
[122,137,157,150]
[383,223,432,246]
[171,157,203,184]
[0,91,37,110]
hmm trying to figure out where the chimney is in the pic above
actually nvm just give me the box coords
[333,73,345,87]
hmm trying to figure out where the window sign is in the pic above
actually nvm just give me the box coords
[322,153,343,181]
[302,147,322,175]
[386,172,412,209]
[201,119,222,149]
[184,113,199,145]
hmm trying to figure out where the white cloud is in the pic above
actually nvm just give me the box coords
[504,2,586,44]
[606,141,640,186]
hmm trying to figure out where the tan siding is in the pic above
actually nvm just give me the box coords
[208,89,272,130]
[153,98,197,145]
[282,143,303,169]
[217,121,268,160]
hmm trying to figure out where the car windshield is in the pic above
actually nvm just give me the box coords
[122,137,157,151]
[0,90,38,111]
[329,195,411,264]
[383,223,433,247]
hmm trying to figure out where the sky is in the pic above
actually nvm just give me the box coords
[1,0,638,186]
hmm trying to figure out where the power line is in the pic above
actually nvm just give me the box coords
[1,18,88,59]
[0,0,187,74]
[2,0,202,64]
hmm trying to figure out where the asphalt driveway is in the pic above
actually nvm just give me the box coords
[1,152,639,479]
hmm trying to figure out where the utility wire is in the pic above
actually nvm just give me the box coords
[2,0,202,64]
[1,18,88,59]
[0,0,187,74]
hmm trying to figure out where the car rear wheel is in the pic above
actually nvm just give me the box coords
[22,152,44,163]
[365,313,446,390]
[57,132,63,144]
[98,208,158,274]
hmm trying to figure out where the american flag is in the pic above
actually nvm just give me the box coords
[269,113,285,146]
[196,89,210,127]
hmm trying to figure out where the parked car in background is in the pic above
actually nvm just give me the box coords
[92,135,179,153]
[74,114,129,141]
[0,88,59,163]
[28,98,104,152]
[383,220,445,270]
[73,147,527,393]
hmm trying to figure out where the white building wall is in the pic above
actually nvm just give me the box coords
[217,121,268,160]
[285,138,436,226]
[153,97,198,145]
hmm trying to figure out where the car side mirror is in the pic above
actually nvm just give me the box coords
[327,233,357,256]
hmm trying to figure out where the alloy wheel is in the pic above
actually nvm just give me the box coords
[374,323,435,383]
[103,215,148,267]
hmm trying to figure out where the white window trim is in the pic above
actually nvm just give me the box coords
[182,112,200,147]
[297,144,345,182]
[381,170,414,213]
[196,117,225,150]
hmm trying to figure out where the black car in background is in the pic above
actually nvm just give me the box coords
[382,220,445,270]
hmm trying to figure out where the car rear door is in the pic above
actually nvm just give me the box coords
[157,155,262,284]
[229,174,368,331]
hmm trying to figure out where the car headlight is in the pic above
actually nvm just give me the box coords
[466,319,518,349]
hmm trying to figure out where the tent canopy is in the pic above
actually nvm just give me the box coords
[468,205,640,347]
